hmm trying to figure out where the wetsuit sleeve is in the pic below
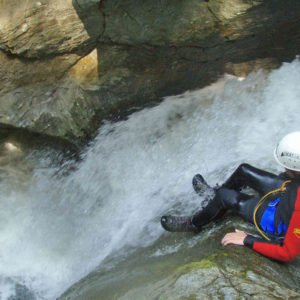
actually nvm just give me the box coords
[244,205,300,262]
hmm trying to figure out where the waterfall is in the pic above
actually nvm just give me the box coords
[0,59,299,300]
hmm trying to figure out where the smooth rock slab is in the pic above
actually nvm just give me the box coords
[120,255,300,300]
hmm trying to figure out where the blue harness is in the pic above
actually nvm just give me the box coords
[260,197,287,237]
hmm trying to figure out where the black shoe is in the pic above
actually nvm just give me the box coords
[192,174,208,194]
[192,174,215,198]
[161,215,200,233]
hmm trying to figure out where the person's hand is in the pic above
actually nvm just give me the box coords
[221,229,247,246]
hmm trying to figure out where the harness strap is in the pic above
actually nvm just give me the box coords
[253,180,291,241]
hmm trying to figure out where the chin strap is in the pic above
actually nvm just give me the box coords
[253,180,291,241]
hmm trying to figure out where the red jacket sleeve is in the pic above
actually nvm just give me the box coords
[244,189,300,262]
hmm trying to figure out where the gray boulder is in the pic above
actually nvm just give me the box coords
[0,0,299,142]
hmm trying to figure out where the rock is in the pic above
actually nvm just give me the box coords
[0,49,81,94]
[119,249,300,300]
[0,0,104,58]
[0,0,299,142]
[0,123,79,163]
[119,229,300,300]
[59,218,300,300]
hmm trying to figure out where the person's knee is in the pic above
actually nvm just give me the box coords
[216,188,240,210]
[237,163,253,172]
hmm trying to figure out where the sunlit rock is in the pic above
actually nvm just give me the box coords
[0,0,299,142]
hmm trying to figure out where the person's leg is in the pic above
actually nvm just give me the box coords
[161,215,200,233]
[222,163,286,195]
[161,166,272,233]
[191,188,257,227]
[161,187,258,232]
[161,177,217,233]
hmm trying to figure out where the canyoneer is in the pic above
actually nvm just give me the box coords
[161,131,300,262]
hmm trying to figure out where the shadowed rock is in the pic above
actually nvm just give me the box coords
[0,0,299,143]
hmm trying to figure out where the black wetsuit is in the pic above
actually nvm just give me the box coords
[192,164,300,261]
[192,164,289,227]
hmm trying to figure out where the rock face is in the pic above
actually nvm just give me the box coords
[59,219,300,300]
[0,0,299,142]
[120,253,300,300]
[120,256,300,300]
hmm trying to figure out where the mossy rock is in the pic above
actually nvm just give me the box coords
[120,252,300,299]
[118,219,300,300]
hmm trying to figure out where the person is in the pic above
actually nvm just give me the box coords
[161,131,300,262]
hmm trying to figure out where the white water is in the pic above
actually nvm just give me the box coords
[0,59,299,300]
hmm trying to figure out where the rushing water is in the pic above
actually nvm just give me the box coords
[0,59,299,300]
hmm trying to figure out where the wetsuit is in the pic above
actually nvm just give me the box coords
[192,164,300,262]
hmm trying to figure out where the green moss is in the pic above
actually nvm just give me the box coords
[158,295,168,300]
[238,270,247,278]
[175,250,233,276]
[179,294,198,300]
[176,259,216,274]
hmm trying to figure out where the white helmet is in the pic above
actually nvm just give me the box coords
[274,131,300,171]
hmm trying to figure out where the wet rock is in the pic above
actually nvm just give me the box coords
[0,0,299,142]
[0,123,79,182]
[119,251,300,299]
[8,283,37,300]
[119,236,300,300]
[59,218,300,300]
[0,0,104,58]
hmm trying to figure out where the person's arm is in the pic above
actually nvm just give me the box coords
[244,210,300,262]
[222,210,300,262]
[222,229,247,246]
